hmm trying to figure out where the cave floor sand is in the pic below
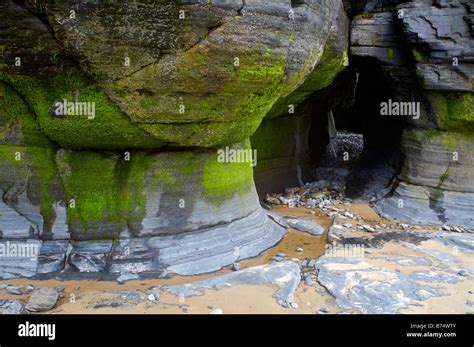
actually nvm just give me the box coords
[1,204,472,314]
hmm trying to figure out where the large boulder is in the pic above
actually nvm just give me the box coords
[1,0,349,149]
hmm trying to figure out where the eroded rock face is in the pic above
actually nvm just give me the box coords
[348,0,474,228]
[0,1,350,278]
[1,0,349,149]
[375,130,474,228]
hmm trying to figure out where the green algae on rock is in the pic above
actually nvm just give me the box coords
[1,70,165,150]
[427,92,474,132]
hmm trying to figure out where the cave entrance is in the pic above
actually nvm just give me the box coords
[317,56,405,202]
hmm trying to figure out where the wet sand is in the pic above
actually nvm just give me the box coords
[1,204,472,314]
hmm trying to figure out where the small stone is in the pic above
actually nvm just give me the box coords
[74,286,80,291]
[265,196,281,205]
[304,276,314,286]
[26,288,59,312]
[148,294,156,301]
[277,252,286,258]
[290,302,299,309]
[343,223,352,228]
[306,199,317,208]
[319,307,329,313]
[362,225,375,233]
[231,263,241,271]
[117,272,139,284]
[458,270,469,277]
[6,286,24,295]
[210,308,223,314]
[54,285,65,293]
[296,247,304,253]
[400,223,409,230]
[452,226,463,233]
[442,225,451,231]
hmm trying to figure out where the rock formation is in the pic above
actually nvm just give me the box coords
[0,0,349,278]
[0,0,472,280]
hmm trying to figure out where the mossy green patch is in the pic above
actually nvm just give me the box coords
[250,116,304,160]
[134,48,287,147]
[0,82,60,235]
[1,69,165,150]
[411,48,426,63]
[387,48,394,64]
[0,82,50,147]
[427,91,474,132]
[58,150,127,235]
[408,129,473,152]
[265,47,347,119]
[202,140,254,205]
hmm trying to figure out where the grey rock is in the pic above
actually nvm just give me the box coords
[26,288,59,312]
[304,275,314,286]
[54,285,65,293]
[410,270,459,284]
[0,240,42,279]
[68,241,113,273]
[37,241,68,274]
[0,300,29,314]
[316,256,444,314]
[458,270,469,277]
[290,302,299,309]
[272,256,285,262]
[6,286,25,295]
[116,273,139,284]
[319,307,329,313]
[160,261,301,308]
[147,293,157,301]
[351,12,407,66]
[362,225,375,233]
[231,263,241,271]
[285,218,325,236]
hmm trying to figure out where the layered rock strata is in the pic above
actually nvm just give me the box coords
[348,0,473,227]
[0,0,348,278]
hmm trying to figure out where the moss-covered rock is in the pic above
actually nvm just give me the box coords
[1,70,165,150]
[0,82,65,239]
[0,0,349,149]
[427,92,474,132]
